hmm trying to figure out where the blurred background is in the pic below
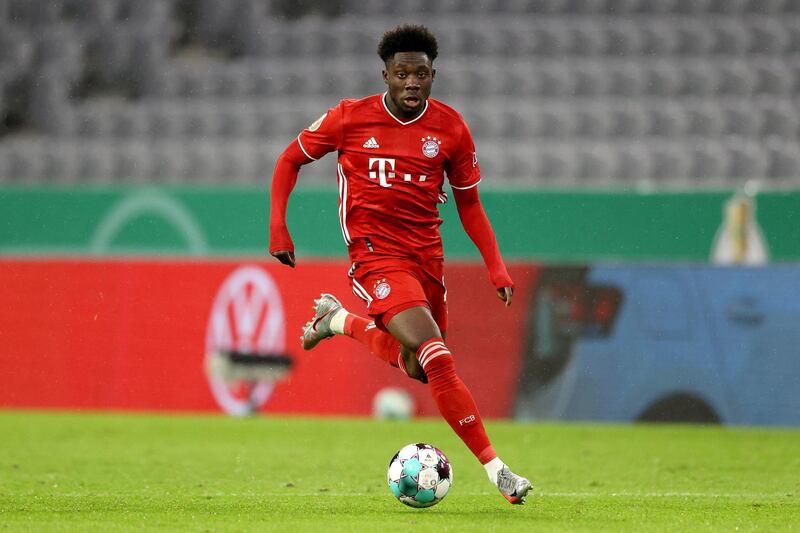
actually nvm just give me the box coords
[2,0,800,184]
[1,0,799,426]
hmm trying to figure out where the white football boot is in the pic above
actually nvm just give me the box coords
[496,466,533,505]
[300,293,343,350]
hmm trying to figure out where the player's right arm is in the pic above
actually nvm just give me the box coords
[269,104,344,267]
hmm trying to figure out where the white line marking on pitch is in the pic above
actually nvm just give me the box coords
[543,492,794,499]
[46,492,794,499]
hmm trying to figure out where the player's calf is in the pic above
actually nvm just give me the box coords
[400,346,427,383]
[301,294,427,385]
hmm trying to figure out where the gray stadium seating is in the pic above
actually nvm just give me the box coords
[1,0,800,187]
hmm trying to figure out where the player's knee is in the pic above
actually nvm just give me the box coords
[401,349,428,383]
[406,365,428,384]
[406,334,444,355]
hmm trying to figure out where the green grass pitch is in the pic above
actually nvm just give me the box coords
[0,411,798,532]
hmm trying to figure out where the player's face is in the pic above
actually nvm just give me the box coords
[382,52,435,119]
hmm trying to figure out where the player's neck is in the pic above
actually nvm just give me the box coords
[383,93,425,122]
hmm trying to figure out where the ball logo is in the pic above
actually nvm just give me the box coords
[205,265,286,416]
[375,281,392,300]
[421,136,441,158]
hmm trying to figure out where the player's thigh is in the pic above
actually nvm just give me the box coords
[425,276,448,336]
[386,305,442,353]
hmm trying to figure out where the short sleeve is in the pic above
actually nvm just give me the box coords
[296,102,344,161]
[446,120,481,190]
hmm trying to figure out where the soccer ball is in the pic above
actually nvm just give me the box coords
[387,443,453,508]
[372,387,415,420]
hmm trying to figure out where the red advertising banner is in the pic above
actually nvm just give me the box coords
[0,259,537,417]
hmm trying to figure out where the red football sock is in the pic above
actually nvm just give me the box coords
[344,313,403,369]
[417,338,497,465]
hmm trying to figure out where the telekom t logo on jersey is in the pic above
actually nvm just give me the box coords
[369,158,427,188]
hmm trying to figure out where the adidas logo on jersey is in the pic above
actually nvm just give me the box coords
[362,137,380,149]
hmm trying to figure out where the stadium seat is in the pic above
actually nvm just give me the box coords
[500,0,569,14]
[744,0,787,15]
[538,65,577,97]
[688,141,728,180]
[502,150,534,181]
[531,23,572,56]
[748,18,789,54]
[573,65,611,96]
[118,0,173,24]
[574,105,612,138]
[650,143,691,181]
[717,61,757,96]
[722,104,762,137]
[754,60,793,95]
[765,138,800,179]
[686,103,725,137]
[640,21,680,56]
[27,71,73,134]
[0,25,33,85]
[110,140,150,182]
[33,24,84,82]
[146,141,183,182]
[606,62,648,96]
[707,0,747,13]
[680,61,720,96]
[575,143,616,180]
[534,143,579,182]
[725,139,769,180]
[609,105,648,137]
[671,0,711,15]
[568,23,607,56]
[646,104,685,137]
[186,0,240,50]
[602,0,644,14]
[711,20,751,55]
[614,143,652,182]
[758,101,799,138]
[6,0,63,27]
[673,21,715,55]
[75,142,116,183]
[644,63,682,97]
[61,0,120,24]
[537,104,577,138]
[566,0,607,14]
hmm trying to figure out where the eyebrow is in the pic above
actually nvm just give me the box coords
[393,63,431,70]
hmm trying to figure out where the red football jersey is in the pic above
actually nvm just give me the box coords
[296,93,481,260]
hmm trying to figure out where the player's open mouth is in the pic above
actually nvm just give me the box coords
[403,96,421,108]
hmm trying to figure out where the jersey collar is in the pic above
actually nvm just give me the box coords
[381,92,429,125]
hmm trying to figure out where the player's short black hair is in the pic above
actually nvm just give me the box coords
[377,25,439,64]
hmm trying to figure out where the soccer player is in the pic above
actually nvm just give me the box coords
[269,24,532,504]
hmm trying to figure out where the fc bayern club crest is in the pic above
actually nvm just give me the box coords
[374,280,392,300]
[421,136,441,158]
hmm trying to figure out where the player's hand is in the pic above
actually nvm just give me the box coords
[271,250,296,268]
[497,287,513,307]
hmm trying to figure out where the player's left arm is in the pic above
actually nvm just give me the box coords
[452,185,514,306]
[448,119,514,305]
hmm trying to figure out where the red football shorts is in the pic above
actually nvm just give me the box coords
[348,255,448,335]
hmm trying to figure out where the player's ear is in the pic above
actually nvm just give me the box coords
[382,69,389,85]
[431,68,436,81]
